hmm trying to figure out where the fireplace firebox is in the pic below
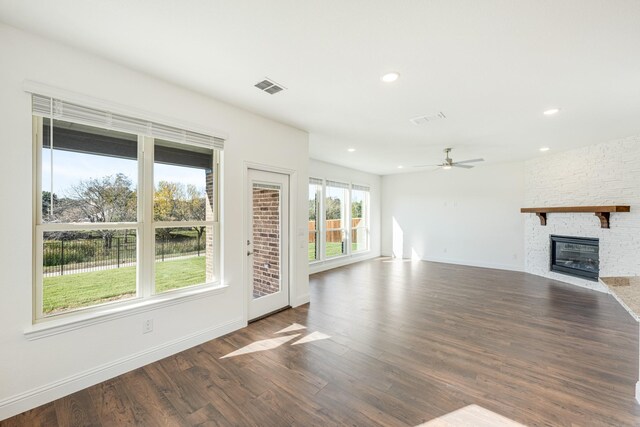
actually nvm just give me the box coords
[550,235,599,281]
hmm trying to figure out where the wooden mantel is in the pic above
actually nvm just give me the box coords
[520,206,630,229]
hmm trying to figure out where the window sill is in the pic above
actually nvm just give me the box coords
[309,249,371,264]
[24,284,228,341]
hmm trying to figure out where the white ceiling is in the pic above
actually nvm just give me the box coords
[1,0,639,175]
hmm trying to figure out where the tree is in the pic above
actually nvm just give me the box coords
[42,191,58,219]
[325,197,342,220]
[68,173,136,248]
[352,200,362,220]
[154,181,208,245]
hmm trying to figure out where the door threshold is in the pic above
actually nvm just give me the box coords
[249,305,292,323]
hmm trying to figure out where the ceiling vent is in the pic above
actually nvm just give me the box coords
[409,112,446,125]
[255,78,286,95]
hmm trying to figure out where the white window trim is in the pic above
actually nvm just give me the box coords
[31,95,224,325]
[24,284,228,341]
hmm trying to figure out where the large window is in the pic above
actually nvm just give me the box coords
[33,95,222,320]
[309,178,370,263]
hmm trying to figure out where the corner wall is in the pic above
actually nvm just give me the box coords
[524,135,640,291]
[381,162,525,271]
[309,159,381,273]
[0,24,309,419]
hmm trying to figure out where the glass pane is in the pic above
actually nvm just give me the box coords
[154,140,214,222]
[351,188,367,228]
[326,184,348,229]
[351,228,368,252]
[325,230,346,257]
[308,231,318,261]
[42,229,137,315]
[308,181,322,231]
[42,119,138,223]
[155,226,212,293]
[252,183,281,299]
[308,181,322,261]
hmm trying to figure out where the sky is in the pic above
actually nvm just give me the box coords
[42,148,206,198]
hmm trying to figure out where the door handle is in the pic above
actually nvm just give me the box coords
[247,251,253,256]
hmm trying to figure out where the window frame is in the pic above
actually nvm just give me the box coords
[324,180,350,259]
[350,184,370,254]
[32,117,222,322]
[308,178,323,263]
[308,178,371,264]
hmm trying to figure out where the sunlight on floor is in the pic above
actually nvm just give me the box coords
[291,331,331,345]
[416,404,525,427]
[220,334,300,358]
[275,322,307,334]
[221,323,332,358]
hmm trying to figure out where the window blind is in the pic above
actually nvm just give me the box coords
[352,184,370,192]
[32,94,224,150]
[309,177,323,186]
[326,180,349,189]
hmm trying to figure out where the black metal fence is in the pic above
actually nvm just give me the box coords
[43,234,205,276]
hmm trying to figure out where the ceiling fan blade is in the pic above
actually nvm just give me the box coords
[454,158,484,164]
[452,163,474,169]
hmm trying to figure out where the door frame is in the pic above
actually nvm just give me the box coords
[243,162,298,323]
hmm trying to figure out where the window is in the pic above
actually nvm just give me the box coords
[309,178,370,263]
[33,95,223,320]
[308,178,323,261]
[325,180,349,258]
[351,185,370,252]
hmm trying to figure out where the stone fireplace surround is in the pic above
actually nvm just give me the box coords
[524,136,640,293]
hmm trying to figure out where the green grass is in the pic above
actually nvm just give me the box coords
[43,257,206,314]
[308,242,365,261]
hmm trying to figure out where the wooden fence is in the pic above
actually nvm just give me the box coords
[309,218,361,243]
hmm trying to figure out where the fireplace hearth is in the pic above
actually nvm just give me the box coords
[550,235,599,281]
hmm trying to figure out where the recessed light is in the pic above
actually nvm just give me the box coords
[539,147,550,152]
[347,148,356,152]
[381,72,400,83]
[397,165,404,169]
[543,108,561,115]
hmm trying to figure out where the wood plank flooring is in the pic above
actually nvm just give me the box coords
[3,258,640,426]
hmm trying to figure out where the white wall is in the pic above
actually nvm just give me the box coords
[0,24,309,419]
[381,162,525,271]
[308,159,381,273]
[524,135,640,292]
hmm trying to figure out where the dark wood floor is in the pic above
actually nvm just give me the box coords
[4,258,640,426]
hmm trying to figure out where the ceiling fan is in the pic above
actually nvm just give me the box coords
[414,148,484,170]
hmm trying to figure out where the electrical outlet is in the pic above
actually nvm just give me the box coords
[143,319,153,334]
[443,248,448,253]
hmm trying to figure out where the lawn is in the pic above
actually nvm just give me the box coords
[43,257,205,314]
[308,242,363,260]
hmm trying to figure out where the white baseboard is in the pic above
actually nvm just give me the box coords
[417,255,524,273]
[637,381,640,404]
[0,318,244,421]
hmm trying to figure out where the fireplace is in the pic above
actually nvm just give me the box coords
[550,235,599,281]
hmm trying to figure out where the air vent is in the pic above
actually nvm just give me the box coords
[409,112,446,125]
[254,78,286,95]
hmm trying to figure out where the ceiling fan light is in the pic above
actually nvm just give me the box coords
[442,165,452,170]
